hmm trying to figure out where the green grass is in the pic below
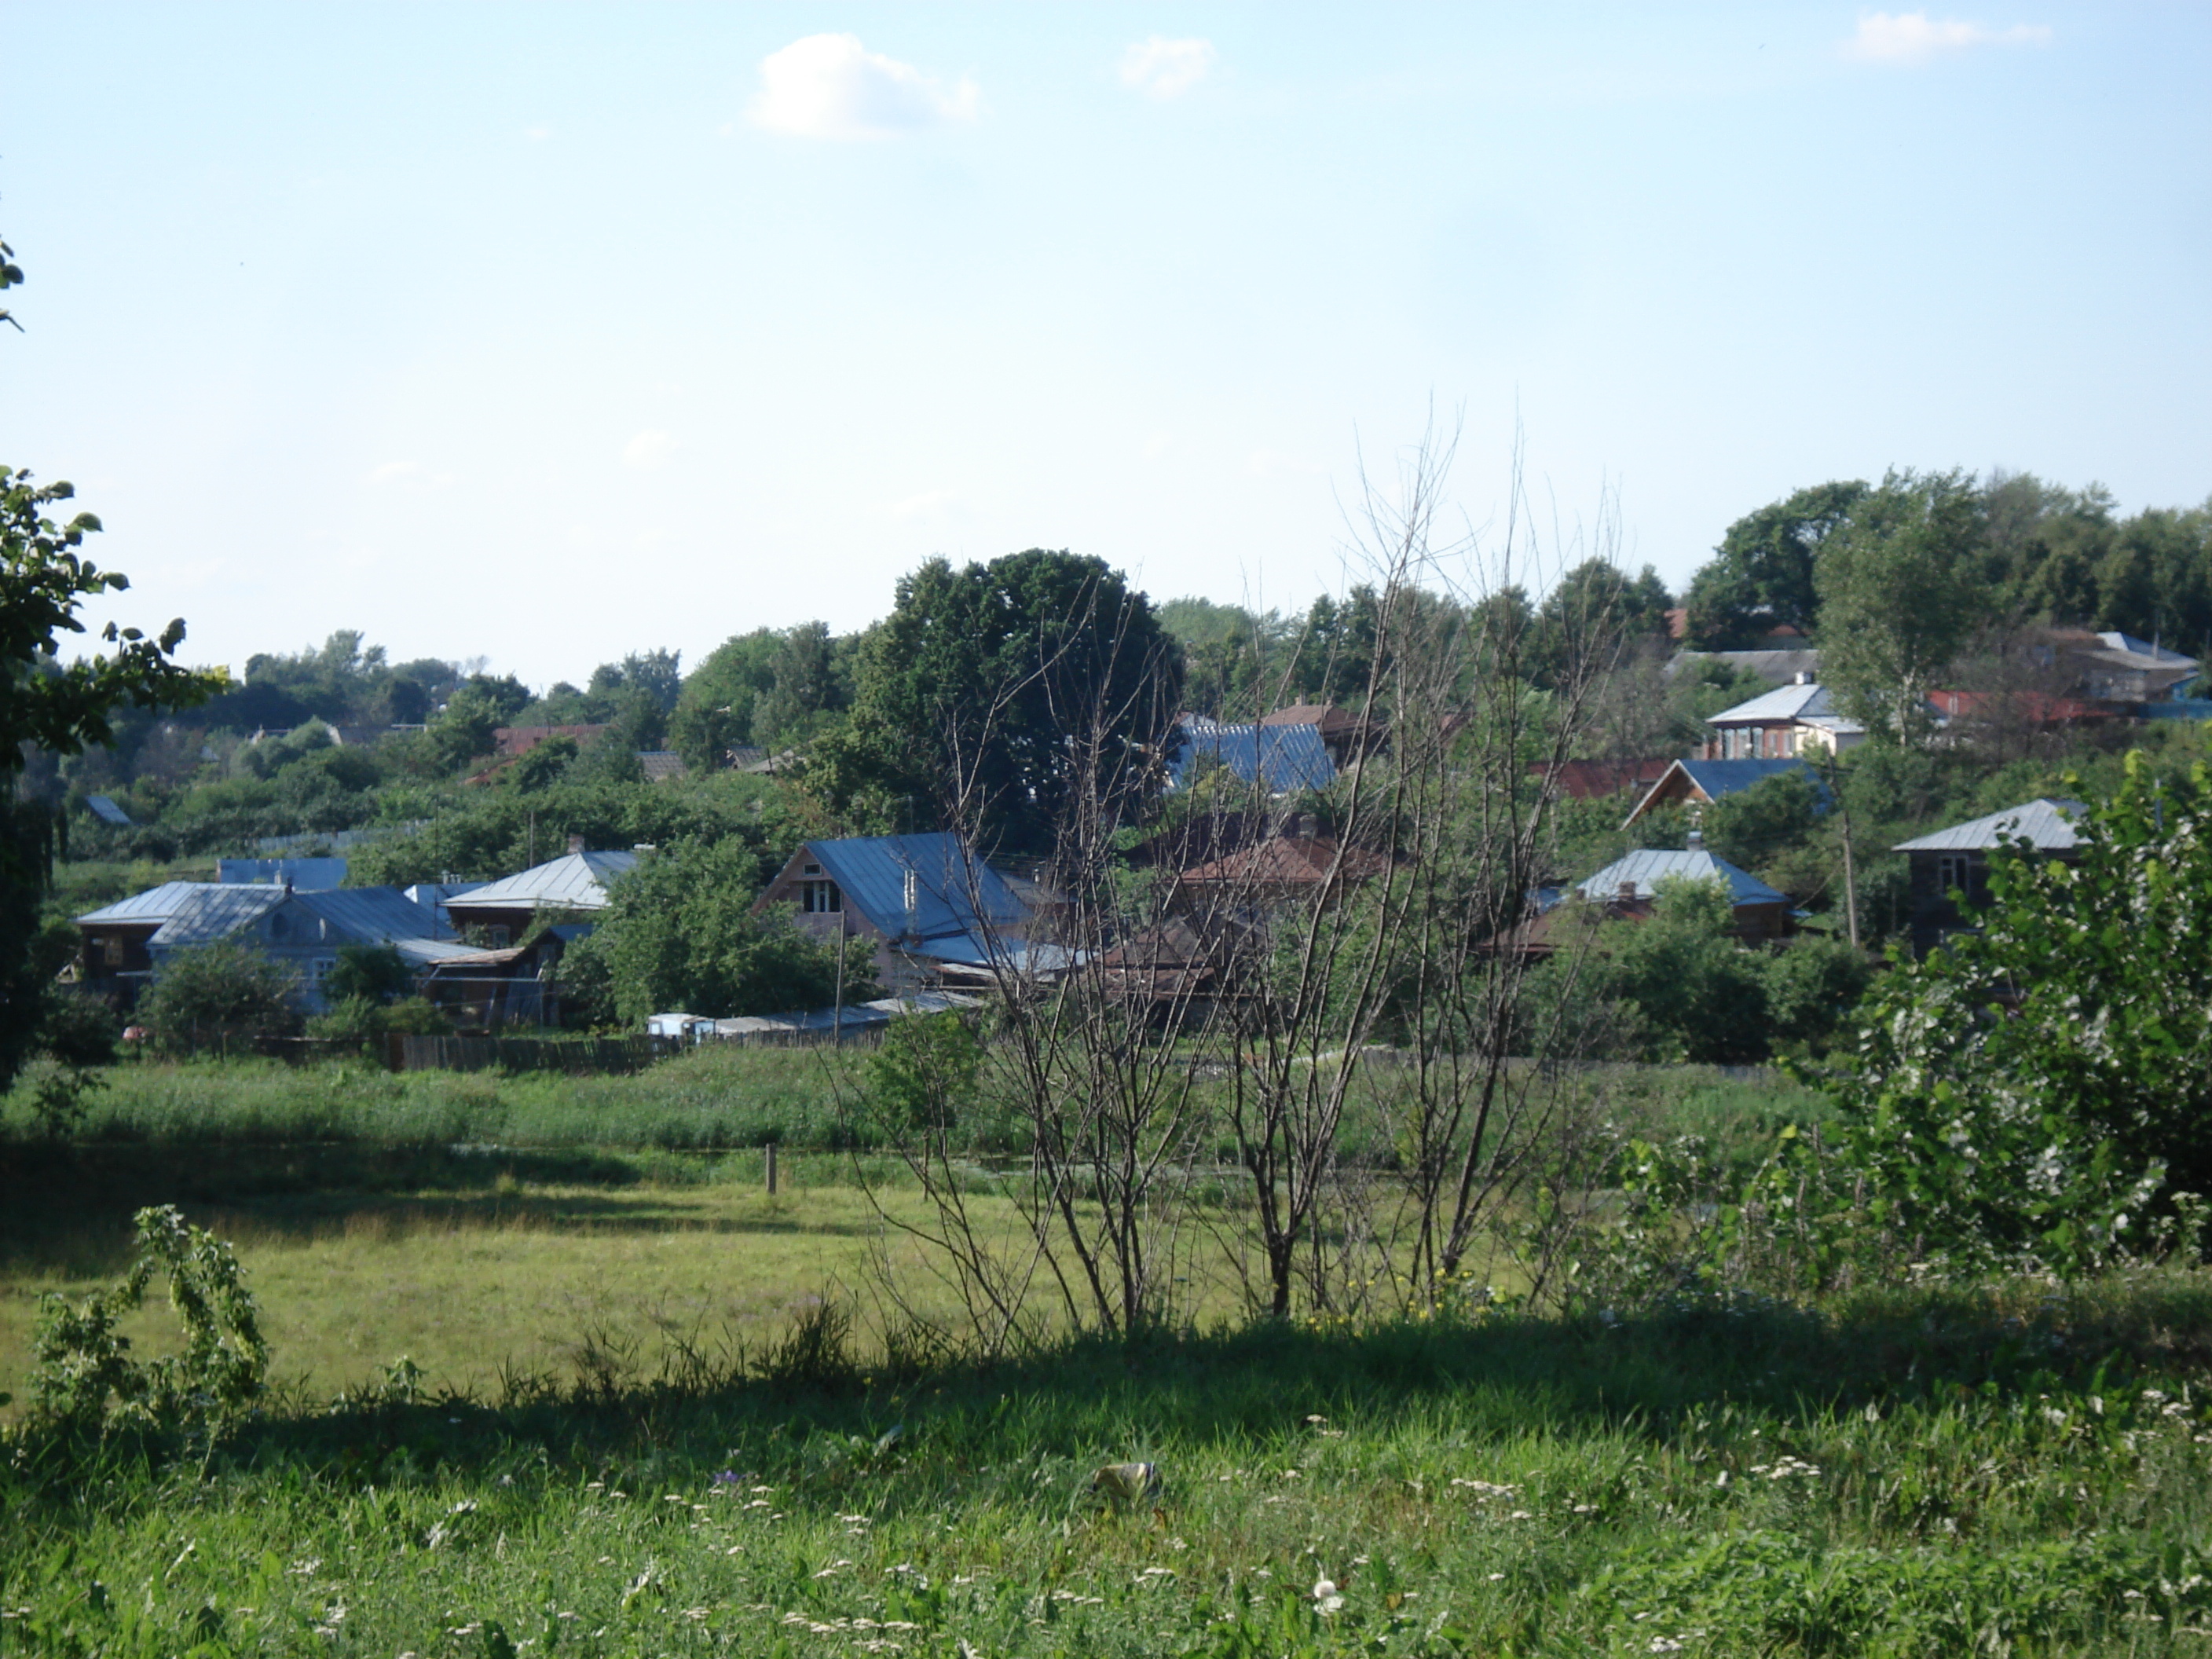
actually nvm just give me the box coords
[0,1046,876,1155]
[9,1279,2212,1655]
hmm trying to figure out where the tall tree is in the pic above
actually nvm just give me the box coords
[1815,469,1984,742]
[1683,480,1868,648]
[815,550,1181,852]
[1530,558,1672,688]
[2,225,223,1083]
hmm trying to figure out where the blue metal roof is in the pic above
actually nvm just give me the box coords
[1167,718,1336,793]
[77,881,224,927]
[1579,848,1789,907]
[85,794,133,826]
[291,886,445,943]
[804,833,1028,947]
[1675,758,1831,806]
[148,884,290,947]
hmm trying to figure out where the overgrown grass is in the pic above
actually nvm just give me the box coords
[9,1277,2212,1655]
[0,1051,1830,1167]
[0,1046,874,1153]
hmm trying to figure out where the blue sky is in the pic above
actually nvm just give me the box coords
[2,3,2206,689]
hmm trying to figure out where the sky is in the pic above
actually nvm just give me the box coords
[2,2,2207,690]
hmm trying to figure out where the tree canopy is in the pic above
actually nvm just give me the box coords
[814,549,1182,852]
[1681,481,1868,649]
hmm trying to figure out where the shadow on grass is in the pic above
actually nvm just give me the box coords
[0,1141,842,1275]
[16,1276,2208,1509]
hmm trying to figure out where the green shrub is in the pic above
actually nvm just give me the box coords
[137,940,302,1052]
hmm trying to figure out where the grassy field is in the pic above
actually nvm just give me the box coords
[9,1278,2212,1655]
[31,1054,2143,1656]
[0,1173,958,1408]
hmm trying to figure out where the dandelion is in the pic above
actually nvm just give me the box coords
[1312,1575,1345,1614]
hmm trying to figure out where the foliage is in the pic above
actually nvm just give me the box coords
[864,1010,983,1134]
[135,939,302,1051]
[303,992,453,1049]
[27,1203,268,1435]
[1833,755,2212,1275]
[1817,469,1987,742]
[566,837,880,1024]
[1703,767,1826,877]
[0,467,223,1093]
[815,550,1182,851]
[1529,558,1672,687]
[1562,878,1870,1065]
[325,942,413,1005]
[1683,479,1867,647]
[36,984,119,1065]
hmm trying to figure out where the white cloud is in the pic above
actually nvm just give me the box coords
[366,460,419,485]
[1844,11,2053,64]
[1119,36,1216,100]
[749,34,979,139]
[522,124,553,141]
[623,429,677,470]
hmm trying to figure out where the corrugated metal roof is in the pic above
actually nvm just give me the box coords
[1677,757,1831,804]
[1892,798,2086,854]
[1168,719,1337,793]
[443,850,639,914]
[86,794,133,826]
[291,887,444,943]
[76,881,224,927]
[805,833,1028,945]
[2098,632,2199,668]
[148,884,289,947]
[1578,848,1789,907]
[1706,683,1848,726]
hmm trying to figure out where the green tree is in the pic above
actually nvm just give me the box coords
[750,621,850,750]
[1590,877,1771,1064]
[668,628,782,771]
[325,943,414,1005]
[815,551,1182,851]
[1,473,222,1090]
[566,837,877,1024]
[1815,469,1984,742]
[1683,480,1868,648]
[1834,756,2212,1273]
[136,940,302,1052]
[1530,559,1672,688]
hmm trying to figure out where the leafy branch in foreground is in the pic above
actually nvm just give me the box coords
[26,1204,269,1436]
[1833,754,2212,1277]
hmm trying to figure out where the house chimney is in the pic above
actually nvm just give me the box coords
[1795,669,1815,686]
[1617,881,1637,903]
[567,834,586,856]
[1686,828,1704,851]
[1296,813,1319,841]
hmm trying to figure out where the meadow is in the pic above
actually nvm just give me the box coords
[18,1053,2202,1655]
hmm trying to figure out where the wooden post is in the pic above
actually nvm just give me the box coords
[765,1141,779,1196]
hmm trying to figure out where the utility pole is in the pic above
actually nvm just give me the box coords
[1826,751,1860,949]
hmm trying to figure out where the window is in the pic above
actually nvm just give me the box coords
[101,936,124,967]
[803,862,822,876]
[802,881,841,914]
[1936,853,1977,898]
[309,956,337,985]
